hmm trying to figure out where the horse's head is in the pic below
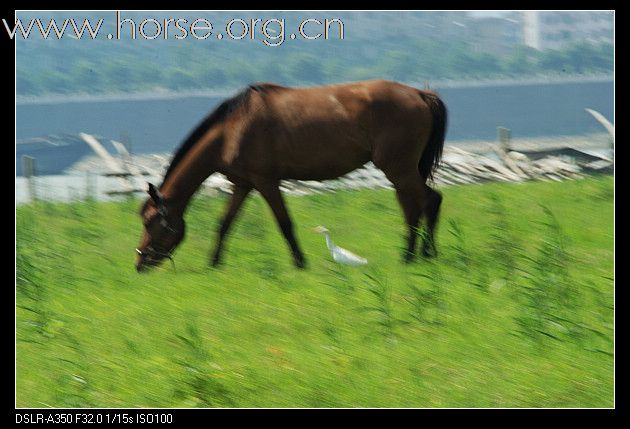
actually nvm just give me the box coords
[135,183,185,272]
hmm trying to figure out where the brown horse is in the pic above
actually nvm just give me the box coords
[135,79,447,272]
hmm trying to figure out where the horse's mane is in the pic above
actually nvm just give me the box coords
[159,83,284,187]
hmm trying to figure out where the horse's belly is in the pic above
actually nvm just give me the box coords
[226,119,372,181]
[278,126,371,180]
[282,164,364,181]
[279,151,371,180]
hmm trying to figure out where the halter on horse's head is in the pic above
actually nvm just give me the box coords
[135,183,185,272]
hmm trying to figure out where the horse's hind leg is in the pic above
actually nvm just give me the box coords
[396,186,423,262]
[381,170,428,263]
[421,186,442,258]
[254,180,306,269]
[210,183,252,267]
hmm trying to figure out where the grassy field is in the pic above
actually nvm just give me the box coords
[16,176,614,408]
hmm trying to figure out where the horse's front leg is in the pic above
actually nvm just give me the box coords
[210,183,252,267]
[254,180,306,269]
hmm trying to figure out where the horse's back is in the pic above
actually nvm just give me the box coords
[222,80,433,180]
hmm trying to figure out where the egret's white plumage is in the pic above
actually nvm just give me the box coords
[314,226,368,265]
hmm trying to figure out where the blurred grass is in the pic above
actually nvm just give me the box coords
[16,176,614,407]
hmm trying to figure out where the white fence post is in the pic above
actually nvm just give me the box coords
[497,126,511,152]
[22,155,36,202]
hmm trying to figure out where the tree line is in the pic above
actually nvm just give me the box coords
[16,38,613,96]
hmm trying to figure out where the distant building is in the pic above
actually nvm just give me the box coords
[522,11,613,50]
[347,11,471,40]
[466,14,523,55]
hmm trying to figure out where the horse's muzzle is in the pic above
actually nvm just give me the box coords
[135,248,171,272]
[135,248,153,273]
[136,262,147,273]
[136,258,161,272]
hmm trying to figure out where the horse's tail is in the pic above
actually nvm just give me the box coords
[418,90,448,181]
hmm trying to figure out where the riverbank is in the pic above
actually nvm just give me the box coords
[15,74,613,106]
[15,133,613,205]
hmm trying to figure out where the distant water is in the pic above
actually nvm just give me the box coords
[16,79,613,157]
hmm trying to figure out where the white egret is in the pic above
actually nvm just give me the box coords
[314,226,368,265]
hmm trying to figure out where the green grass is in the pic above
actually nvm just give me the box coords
[16,176,614,408]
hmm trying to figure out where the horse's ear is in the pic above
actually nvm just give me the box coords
[147,183,168,216]
[147,183,162,202]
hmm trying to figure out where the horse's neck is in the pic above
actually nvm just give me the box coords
[160,139,220,215]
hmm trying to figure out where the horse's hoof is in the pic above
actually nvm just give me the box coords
[295,257,307,269]
[403,252,415,264]
[210,257,221,268]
